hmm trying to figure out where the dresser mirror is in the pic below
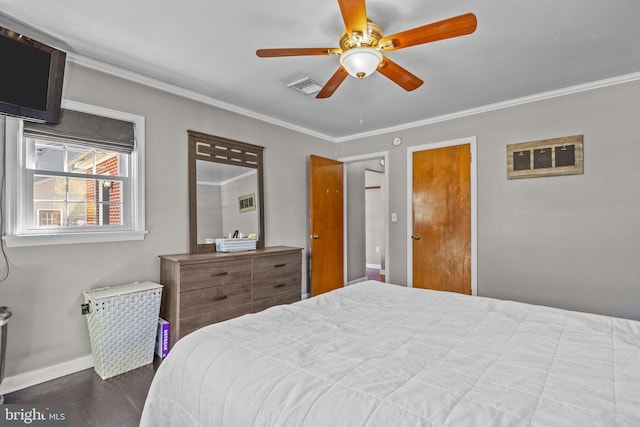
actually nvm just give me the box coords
[188,130,265,254]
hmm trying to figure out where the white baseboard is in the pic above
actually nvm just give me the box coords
[0,355,94,395]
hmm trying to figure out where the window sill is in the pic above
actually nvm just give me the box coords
[3,231,148,248]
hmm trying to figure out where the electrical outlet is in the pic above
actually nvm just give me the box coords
[391,212,397,222]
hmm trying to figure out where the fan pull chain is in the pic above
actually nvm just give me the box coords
[358,79,364,125]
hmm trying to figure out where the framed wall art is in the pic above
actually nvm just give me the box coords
[507,135,583,179]
[238,192,256,212]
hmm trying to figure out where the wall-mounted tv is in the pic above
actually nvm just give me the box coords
[0,26,66,123]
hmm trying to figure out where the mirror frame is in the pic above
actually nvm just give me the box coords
[188,130,265,254]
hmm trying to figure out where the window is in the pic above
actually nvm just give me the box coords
[38,209,62,226]
[4,100,146,247]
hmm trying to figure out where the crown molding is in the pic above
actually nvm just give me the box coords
[335,71,640,142]
[67,53,640,144]
[66,53,335,142]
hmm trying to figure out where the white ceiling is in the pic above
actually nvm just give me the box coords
[1,0,639,141]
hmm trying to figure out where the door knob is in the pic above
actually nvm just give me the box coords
[411,234,421,240]
[310,234,320,239]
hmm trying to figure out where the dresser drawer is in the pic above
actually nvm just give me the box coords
[180,259,251,292]
[252,254,301,282]
[180,280,250,319]
[252,253,301,301]
[252,275,300,302]
[179,280,251,335]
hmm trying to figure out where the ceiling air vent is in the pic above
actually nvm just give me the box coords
[287,77,323,96]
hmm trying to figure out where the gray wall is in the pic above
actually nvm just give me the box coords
[346,162,366,282]
[196,183,223,242]
[336,80,640,321]
[0,62,335,378]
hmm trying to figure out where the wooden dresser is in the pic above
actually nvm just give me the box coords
[159,246,303,348]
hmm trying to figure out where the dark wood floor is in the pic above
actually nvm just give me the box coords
[4,357,162,427]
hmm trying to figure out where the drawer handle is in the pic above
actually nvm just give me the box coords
[212,272,228,277]
[273,264,286,268]
[274,283,286,289]
[211,295,228,302]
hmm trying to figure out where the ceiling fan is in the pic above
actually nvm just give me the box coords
[256,0,477,99]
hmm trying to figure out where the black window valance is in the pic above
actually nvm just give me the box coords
[23,108,135,153]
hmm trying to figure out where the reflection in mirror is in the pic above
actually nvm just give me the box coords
[196,160,259,244]
[188,130,265,254]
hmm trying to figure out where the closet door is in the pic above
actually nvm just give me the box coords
[412,144,471,294]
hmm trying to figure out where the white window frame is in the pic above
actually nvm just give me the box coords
[3,100,147,247]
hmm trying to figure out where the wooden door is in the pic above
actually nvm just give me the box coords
[309,155,344,296]
[412,144,471,294]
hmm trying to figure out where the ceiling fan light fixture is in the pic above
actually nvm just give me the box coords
[340,47,382,79]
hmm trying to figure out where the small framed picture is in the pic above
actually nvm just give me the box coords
[238,193,256,212]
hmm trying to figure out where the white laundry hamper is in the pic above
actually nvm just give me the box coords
[83,281,163,379]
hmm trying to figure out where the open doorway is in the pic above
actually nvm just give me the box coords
[339,152,389,285]
[365,169,385,282]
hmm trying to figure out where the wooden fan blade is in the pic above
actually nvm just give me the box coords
[377,57,423,91]
[316,67,349,99]
[338,0,368,37]
[379,13,477,51]
[256,48,340,57]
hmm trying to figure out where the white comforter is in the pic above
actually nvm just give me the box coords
[141,281,640,426]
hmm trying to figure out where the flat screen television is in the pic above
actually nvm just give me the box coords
[0,26,66,123]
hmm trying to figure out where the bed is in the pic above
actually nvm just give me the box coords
[140,280,640,426]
